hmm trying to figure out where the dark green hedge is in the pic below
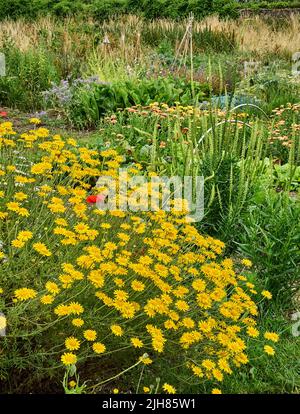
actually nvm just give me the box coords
[0,0,235,20]
[0,0,299,20]
[240,1,300,10]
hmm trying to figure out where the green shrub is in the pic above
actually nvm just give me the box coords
[0,0,87,20]
[89,0,128,20]
[0,0,241,21]
[1,0,300,21]
[237,1,300,10]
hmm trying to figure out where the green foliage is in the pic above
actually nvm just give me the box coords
[88,0,128,20]
[238,69,300,115]
[273,163,300,192]
[197,120,270,244]
[238,191,300,307]
[0,0,239,21]
[1,0,300,21]
[67,77,209,128]
[237,1,300,10]
[0,44,59,111]
[221,311,300,394]
[0,0,87,20]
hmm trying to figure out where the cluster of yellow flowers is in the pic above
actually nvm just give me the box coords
[0,120,279,393]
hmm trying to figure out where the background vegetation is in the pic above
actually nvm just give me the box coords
[1,0,300,21]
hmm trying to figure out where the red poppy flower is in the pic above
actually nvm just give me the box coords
[0,111,8,117]
[86,195,97,203]
[86,194,106,204]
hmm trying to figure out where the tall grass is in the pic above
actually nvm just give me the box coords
[1,14,299,57]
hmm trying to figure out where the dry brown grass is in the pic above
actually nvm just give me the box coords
[231,14,300,56]
[0,14,299,57]
[148,14,300,56]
